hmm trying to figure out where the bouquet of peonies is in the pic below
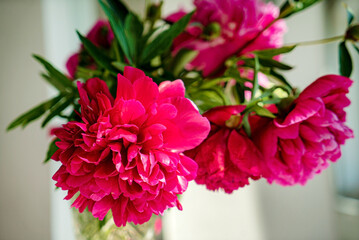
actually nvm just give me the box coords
[7,0,359,237]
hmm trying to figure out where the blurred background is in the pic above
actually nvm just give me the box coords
[0,0,358,239]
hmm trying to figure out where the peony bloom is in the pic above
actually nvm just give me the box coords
[254,75,354,185]
[185,105,262,193]
[66,20,114,79]
[167,0,286,76]
[52,66,210,226]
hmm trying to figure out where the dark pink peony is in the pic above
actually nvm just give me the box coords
[66,20,114,79]
[52,67,210,226]
[167,0,286,76]
[185,105,262,193]
[254,75,354,185]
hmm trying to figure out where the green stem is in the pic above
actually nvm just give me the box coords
[113,40,121,62]
[251,55,260,100]
[288,35,344,46]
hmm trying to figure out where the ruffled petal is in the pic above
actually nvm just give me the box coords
[161,97,210,151]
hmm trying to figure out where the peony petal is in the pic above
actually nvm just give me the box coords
[204,105,246,126]
[116,73,135,101]
[158,80,185,100]
[112,99,146,125]
[161,97,210,151]
[228,130,262,175]
[96,93,113,112]
[96,177,120,198]
[94,160,118,178]
[298,75,352,101]
[276,98,323,127]
[112,196,129,227]
[85,78,114,103]
[77,81,90,106]
[92,196,113,220]
[108,125,138,142]
[66,53,79,79]
[177,154,198,181]
[123,66,146,83]
[141,124,167,150]
[165,9,187,22]
[133,76,159,110]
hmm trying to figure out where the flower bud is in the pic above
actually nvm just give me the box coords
[345,24,359,42]
[225,114,241,128]
[202,22,221,40]
[146,2,163,22]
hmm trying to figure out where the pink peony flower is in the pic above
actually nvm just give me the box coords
[52,66,210,226]
[185,105,262,193]
[66,20,114,79]
[167,0,286,76]
[253,75,354,185]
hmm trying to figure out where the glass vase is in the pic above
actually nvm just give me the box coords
[72,208,163,240]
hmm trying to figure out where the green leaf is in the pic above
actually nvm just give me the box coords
[224,66,241,79]
[188,86,228,112]
[259,58,293,70]
[262,98,282,105]
[253,45,297,58]
[140,26,161,47]
[277,96,296,114]
[44,138,60,163]
[99,0,133,64]
[77,31,118,74]
[344,3,354,26]
[233,82,245,104]
[251,55,260,100]
[110,38,124,62]
[124,12,144,62]
[140,11,194,64]
[242,112,251,137]
[146,1,163,23]
[41,73,68,92]
[41,95,75,127]
[33,55,73,89]
[7,95,63,131]
[252,105,276,118]
[165,49,198,76]
[259,85,292,99]
[112,61,128,71]
[339,41,352,77]
[352,43,359,54]
[267,69,293,90]
[76,66,103,79]
[279,0,322,19]
[238,57,293,70]
[105,0,129,23]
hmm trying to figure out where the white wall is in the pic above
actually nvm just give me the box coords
[0,1,50,239]
[0,1,99,239]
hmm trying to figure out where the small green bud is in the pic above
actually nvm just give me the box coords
[202,22,221,40]
[225,114,241,128]
[146,2,163,22]
[345,25,359,42]
[277,96,296,117]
